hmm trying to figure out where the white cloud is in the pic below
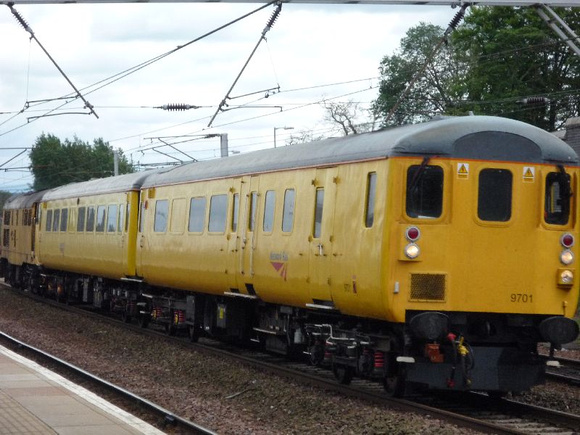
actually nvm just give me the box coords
[0,2,454,191]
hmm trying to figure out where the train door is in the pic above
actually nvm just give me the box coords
[237,176,260,293]
[308,167,338,307]
[226,179,242,290]
[135,194,147,278]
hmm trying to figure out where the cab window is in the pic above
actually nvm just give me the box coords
[478,169,512,222]
[545,171,571,225]
[406,165,443,219]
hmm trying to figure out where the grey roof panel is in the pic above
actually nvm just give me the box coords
[4,190,47,210]
[42,170,160,201]
[142,116,578,189]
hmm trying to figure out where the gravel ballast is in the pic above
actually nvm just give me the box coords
[0,287,577,433]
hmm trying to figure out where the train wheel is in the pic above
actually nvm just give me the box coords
[383,365,406,397]
[166,322,176,336]
[308,344,324,366]
[332,364,354,385]
[138,313,150,329]
[121,309,132,323]
[188,325,199,343]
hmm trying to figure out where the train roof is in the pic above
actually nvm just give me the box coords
[3,190,47,210]
[42,170,158,201]
[142,116,578,188]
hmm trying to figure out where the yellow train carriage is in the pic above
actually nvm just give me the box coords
[136,148,389,317]
[10,115,578,395]
[38,172,151,280]
[0,191,44,287]
[137,117,579,327]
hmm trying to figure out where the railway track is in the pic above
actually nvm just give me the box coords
[0,330,215,435]
[4,285,580,435]
[546,356,580,386]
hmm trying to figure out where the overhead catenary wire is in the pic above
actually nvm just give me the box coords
[384,3,469,124]
[0,1,278,139]
[7,4,98,120]
[207,2,283,127]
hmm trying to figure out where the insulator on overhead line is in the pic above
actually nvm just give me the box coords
[9,6,33,34]
[519,97,550,105]
[262,3,282,36]
[444,4,469,37]
[157,104,200,111]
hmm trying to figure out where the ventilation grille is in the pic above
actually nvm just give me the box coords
[410,274,446,301]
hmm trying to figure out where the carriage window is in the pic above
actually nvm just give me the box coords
[188,197,206,232]
[232,193,239,232]
[545,172,571,225]
[77,207,86,232]
[45,210,53,232]
[478,169,512,222]
[107,205,118,232]
[86,207,96,232]
[263,190,276,233]
[96,206,106,232]
[313,188,324,238]
[282,189,296,233]
[209,194,227,233]
[52,209,60,232]
[60,209,68,232]
[139,202,145,233]
[154,200,169,233]
[119,204,125,233]
[365,172,377,227]
[406,165,443,219]
[249,191,258,231]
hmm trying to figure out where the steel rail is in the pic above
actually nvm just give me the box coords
[3,284,574,435]
[0,330,216,435]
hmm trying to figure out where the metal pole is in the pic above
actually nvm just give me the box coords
[113,150,119,176]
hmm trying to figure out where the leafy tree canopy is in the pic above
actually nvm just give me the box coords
[373,7,580,131]
[373,22,466,127]
[29,134,134,191]
[452,6,580,130]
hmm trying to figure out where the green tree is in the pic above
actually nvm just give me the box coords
[452,6,580,131]
[29,134,134,191]
[373,23,466,127]
[373,8,580,131]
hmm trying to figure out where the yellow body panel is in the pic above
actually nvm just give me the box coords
[38,191,140,279]
[137,155,579,324]
[387,157,580,323]
[137,161,390,317]
[1,206,38,267]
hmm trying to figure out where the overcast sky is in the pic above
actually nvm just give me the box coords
[0,2,455,191]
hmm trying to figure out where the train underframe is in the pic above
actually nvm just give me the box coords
[3,261,577,397]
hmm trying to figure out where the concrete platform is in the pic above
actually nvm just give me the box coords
[0,344,165,435]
